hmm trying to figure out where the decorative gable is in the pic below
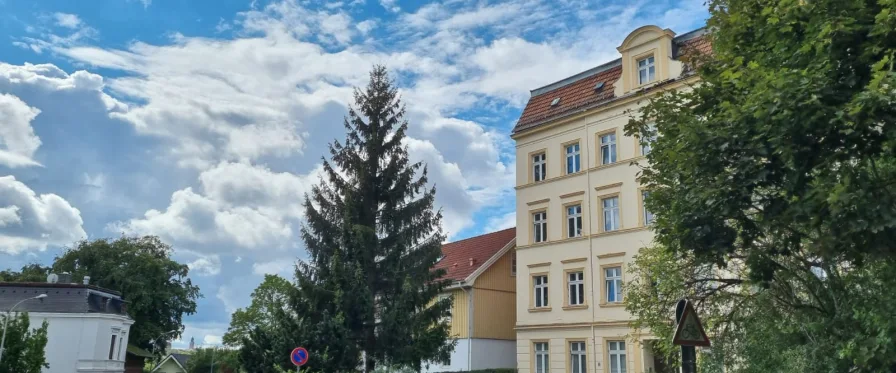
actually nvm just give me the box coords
[614,25,683,95]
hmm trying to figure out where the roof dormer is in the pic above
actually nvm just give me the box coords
[614,25,682,96]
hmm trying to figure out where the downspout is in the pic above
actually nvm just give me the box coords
[466,285,474,371]
[586,122,598,371]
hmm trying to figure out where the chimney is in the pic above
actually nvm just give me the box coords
[58,272,72,284]
[469,258,475,267]
[83,276,91,285]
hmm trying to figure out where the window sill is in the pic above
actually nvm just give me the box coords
[528,307,552,313]
[599,302,625,308]
[591,226,648,238]
[562,305,589,311]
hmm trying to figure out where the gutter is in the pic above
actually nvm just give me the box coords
[466,286,474,371]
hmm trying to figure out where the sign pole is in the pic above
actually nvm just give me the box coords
[680,345,696,373]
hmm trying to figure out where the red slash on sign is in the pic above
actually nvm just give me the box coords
[291,347,309,367]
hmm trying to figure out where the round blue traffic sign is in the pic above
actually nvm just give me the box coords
[291,347,309,366]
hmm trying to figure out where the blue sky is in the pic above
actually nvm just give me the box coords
[0,0,707,347]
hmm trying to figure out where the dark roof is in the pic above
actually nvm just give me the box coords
[433,228,516,282]
[127,344,154,358]
[171,353,190,368]
[0,282,128,316]
[513,28,711,135]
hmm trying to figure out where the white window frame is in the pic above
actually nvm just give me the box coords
[566,204,583,238]
[638,56,656,85]
[600,133,617,164]
[570,341,587,373]
[108,328,120,360]
[566,142,581,174]
[602,197,620,231]
[533,211,547,243]
[534,342,550,373]
[606,267,623,303]
[534,275,549,308]
[533,153,546,182]
[642,191,654,226]
[511,252,517,276]
[640,123,656,156]
[568,271,585,306]
[608,341,627,373]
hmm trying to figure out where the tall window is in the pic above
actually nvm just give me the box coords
[640,123,656,156]
[570,341,587,373]
[511,252,517,276]
[605,267,623,303]
[602,197,620,231]
[566,142,581,174]
[642,191,654,225]
[600,133,617,164]
[533,211,547,243]
[438,294,452,323]
[108,335,117,360]
[566,204,583,238]
[608,341,627,373]
[117,335,124,360]
[533,153,546,182]
[534,342,550,373]
[638,55,656,85]
[568,271,585,306]
[534,275,549,308]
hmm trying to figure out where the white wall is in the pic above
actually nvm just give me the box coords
[423,338,515,372]
[423,339,469,372]
[27,312,134,373]
[471,339,515,370]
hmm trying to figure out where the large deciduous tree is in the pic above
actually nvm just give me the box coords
[0,313,49,373]
[223,274,292,346]
[625,0,896,371]
[269,65,453,372]
[52,236,202,352]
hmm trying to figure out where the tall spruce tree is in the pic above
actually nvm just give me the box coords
[295,65,453,372]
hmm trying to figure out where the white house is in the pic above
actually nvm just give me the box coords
[0,274,135,373]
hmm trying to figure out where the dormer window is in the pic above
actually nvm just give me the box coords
[638,56,656,85]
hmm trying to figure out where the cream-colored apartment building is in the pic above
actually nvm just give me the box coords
[511,25,710,373]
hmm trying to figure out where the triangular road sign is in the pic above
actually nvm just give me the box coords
[672,300,711,347]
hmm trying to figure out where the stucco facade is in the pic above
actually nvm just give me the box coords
[512,25,707,373]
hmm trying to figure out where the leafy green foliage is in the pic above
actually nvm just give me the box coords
[185,348,240,373]
[0,312,49,373]
[625,0,896,371]
[52,236,202,352]
[0,264,51,282]
[223,275,292,346]
[240,66,454,372]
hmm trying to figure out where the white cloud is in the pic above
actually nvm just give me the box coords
[380,0,401,13]
[252,259,294,276]
[187,254,222,276]
[53,13,82,29]
[0,176,86,254]
[0,93,42,168]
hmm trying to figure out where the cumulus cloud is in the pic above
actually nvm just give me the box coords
[0,94,42,168]
[53,13,83,29]
[0,176,86,254]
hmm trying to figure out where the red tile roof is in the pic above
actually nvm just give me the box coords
[513,28,711,135]
[434,227,516,282]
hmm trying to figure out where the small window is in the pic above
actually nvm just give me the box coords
[511,252,517,276]
[570,341,587,373]
[600,133,617,165]
[438,294,452,323]
[566,205,583,238]
[642,191,654,226]
[533,211,547,243]
[602,197,620,232]
[108,335,117,360]
[534,342,550,373]
[117,335,124,360]
[568,271,585,306]
[638,56,656,85]
[534,275,549,308]
[565,142,581,174]
[640,123,656,156]
[551,97,561,106]
[605,267,623,303]
[533,153,546,182]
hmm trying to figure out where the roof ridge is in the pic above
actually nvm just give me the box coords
[443,227,515,247]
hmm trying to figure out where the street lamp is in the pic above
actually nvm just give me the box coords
[0,293,48,363]
[150,330,178,369]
